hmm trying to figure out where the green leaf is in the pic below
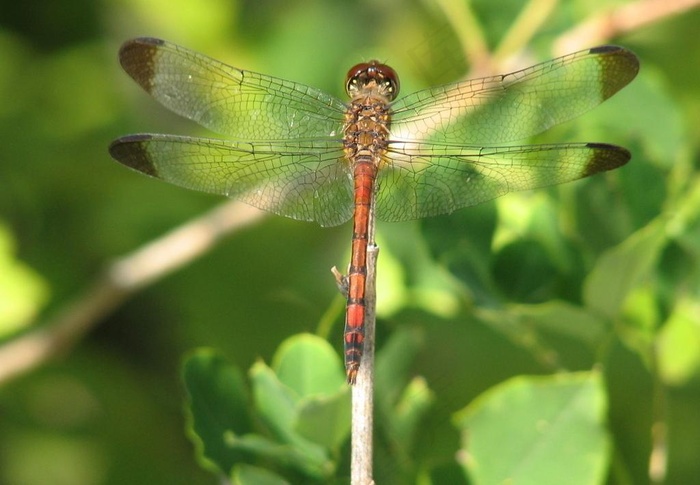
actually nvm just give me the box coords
[376,326,425,408]
[495,193,573,274]
[492,238,558,302]
[583,219,667,318]
[600,65,685,167]
[508,300,607,346]
[184,341,342,480]
[296,392,351,450]
[378,222,462,318]
[250,361,300,439]
[221,432,334,480]
[269,334,351,450]
[249,362,332,477]
[272,333,345,396]
[421,203,499,304]
[618,285,661,358]
[182,348,253,475]
[231,464,290,485]
[0,223,49,337]
[657,297,700,386]
[455,371,609,485]
[386,376,435,453]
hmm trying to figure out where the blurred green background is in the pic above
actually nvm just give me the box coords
[1,0,699,483]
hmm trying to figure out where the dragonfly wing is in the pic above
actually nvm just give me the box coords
[118,38,347,140]
[109,135,354,227]
[390,46,639,145]
[375,141,629,222]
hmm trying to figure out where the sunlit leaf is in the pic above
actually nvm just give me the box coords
[271,335,350,449]
[296,392,351,450]
[249,362,332,477]
[376,326,425,409]
[509,300,607,345]
[386,376,435,453]
[272,333,345,396]
[0,223,49,337]
[455,371,609,485]
[231,464,290,485]
[658,297,700,386]
[583,219,666,319]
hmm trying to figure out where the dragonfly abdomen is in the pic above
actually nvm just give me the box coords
[343,159,375,384]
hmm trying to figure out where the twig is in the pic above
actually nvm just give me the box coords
[554,0,700,54]
[433,0,491,73]
[0,201,264,385]
[649,343,668,483]
[494,0,559,62]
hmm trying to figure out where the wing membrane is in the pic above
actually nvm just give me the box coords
[118,37,347,140]
[390,46,639,145]
[375,141,630,221]
[109,135,354,227]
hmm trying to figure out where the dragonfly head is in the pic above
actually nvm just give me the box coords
[345,61,400,101]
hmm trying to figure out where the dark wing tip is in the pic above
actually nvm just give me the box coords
[118,38,163,92]
[109,134,158,176]
[589,45,624,55]
[583,142,631,176]
[588,45,640,99]
[121,37,165,49]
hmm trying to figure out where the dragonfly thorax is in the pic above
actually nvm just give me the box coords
[342,97,392,165]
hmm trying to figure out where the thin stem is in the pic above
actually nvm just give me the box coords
[0,201,264,385]
[434,0,491,72]
[554,0,700,54]
[649,343,668,484]
[494,0,559,62]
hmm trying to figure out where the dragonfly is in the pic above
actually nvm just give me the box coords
[109,37,639,384]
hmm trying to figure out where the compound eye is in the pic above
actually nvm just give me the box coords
[345,62,372,96]
[377,64,399,100]
[345,61,400,100]
[373,63,399,100]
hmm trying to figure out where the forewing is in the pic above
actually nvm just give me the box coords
[118,37,347,140]
[390,46,639,145]
[109,135,354,227]
[375,141,630,222]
